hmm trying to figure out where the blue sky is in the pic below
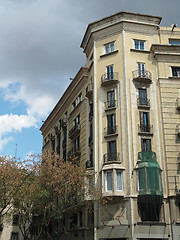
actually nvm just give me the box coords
[0,0,179,159]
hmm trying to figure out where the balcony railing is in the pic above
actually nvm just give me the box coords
[86,155,93,168]
[132,70,152,84]
[67,146,81,158]
[104,152,120,163]
[89,134,93,145]
[137,98,150,107]
[62,138,67,146]
[89,108,93,120]
[138,124,153,134]
[101,72,119,86]
[104,125,117,136]
[86,83,93,99]
[56,145,60,154]
[105,100,116,109]
[176,124,180,136]
[176,98,180,110]
[62,118,67,128]
[69,124,81,138]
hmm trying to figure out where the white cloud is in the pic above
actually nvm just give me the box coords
[0,0,179,153]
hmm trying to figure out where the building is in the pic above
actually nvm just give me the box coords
[40,11,180,240]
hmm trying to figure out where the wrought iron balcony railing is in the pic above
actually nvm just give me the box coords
[101,72,119,86]
[104,125,117,136]
[69,124,81,138]
[104,152,120,163]
[137,98,150,107]
[89,134,93,145]
[132,70,152,84]
[176,98,180,110]
[86,83,93,98]
[176,124,180,136]
[138,124,153,134]
[105,100,116,109]
[67,146,81,158]
[86,155,93,168]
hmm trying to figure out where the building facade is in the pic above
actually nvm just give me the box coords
[40,12,180,240]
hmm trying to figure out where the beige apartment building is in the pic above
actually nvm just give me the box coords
[40,12,180,240]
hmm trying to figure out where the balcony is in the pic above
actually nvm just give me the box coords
[67,146,81,159]
[105,100,116,110]
[101,72,119,87]
[137,98,150,108]
[176,124,180,136]
[89,134,93,145]
[69,124,81,139]
[104,125,118,137]
[176,98,180,110]
[86,155,93,168]
[62,118,67,128]
[89,107,93,121]
[56,145,60,155]
[132,70,152,84]
[103,152,120,164]
[138,124,153,135]
[62,138,67,147]
[86,83,93,99]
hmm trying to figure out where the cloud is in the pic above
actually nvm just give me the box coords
[0,0,179,152]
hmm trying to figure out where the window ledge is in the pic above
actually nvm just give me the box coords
[70,101,82,116]
[137,221,166,226]
[100,50,118,58]
[169,76,180,79]
[130,49,151,53]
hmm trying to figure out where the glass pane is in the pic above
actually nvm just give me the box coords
[138,170,145,190]
[106,171,113,191]
[116,171,122,190]
[140,41,144,50]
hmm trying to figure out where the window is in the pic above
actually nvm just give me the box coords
[105,171,113,191]
[107,141,117,161]
[104,42,115,54]
[171,67,180,77]
[11,233,19,240]
[169,39,180,45]
[139,111,150,132]
[138,169,145,190]
[107,114,116,134]
[72,92,82,110]
[141,138,151,152]
[116,170,123,191]
[73,115,80,126]
[13,214,19,226]
[107,90,115,108]
[138,88,148,106]
[106,65,114,80]
[134,39,145,50]
[137,63,145,77]
[73,136,80,149]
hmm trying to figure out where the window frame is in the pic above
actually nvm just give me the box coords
[104,41,115,54]
[134,39,146,50]
[105,170,113,192]
[116,170,123,191]
[171,66,180,77]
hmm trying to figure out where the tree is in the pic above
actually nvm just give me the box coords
[9,151,99,240]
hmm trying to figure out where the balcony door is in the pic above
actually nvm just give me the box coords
[138,63,145,77]
[107,90,115,108]
[107,65,114,80]
[138,88,147,105]
[107,140,117,161]
[139,111,150,132]
[107,114,115,134]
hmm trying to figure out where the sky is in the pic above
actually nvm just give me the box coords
[0,0,180,159]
